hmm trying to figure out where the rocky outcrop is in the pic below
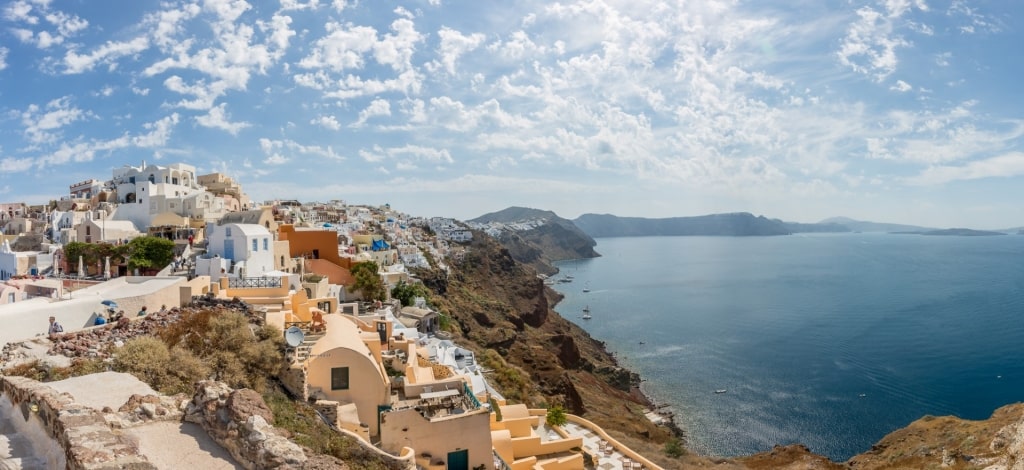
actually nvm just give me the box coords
[184,381,307,470]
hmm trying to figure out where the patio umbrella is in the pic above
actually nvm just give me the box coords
[103,256,111,280]
[101,300,118,309]
[78,255,84,278]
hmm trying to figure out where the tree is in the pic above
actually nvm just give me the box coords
[126,236,175,273]
[546,405,568,427]
[351,261,386,301]
[391,280,429,307]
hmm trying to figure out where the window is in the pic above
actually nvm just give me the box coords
[263,238,269,251]
[331,367,349,390]
[226,227,232,237]
[252,239,258,252]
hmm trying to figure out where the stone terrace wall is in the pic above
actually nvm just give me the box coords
[0,375,156,469]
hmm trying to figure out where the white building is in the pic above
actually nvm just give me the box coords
[109,161,232,232]
[196,223,275,282]
[75,211,142,244]
[0,240,55,280]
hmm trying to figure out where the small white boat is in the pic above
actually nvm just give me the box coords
[581,313,592,320]
[714,389,727,394]
[582,305,590,313]
[582,287,590,293]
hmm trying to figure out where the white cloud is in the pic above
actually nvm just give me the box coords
[947,0,999,34]
[195,103,250,135]
[836,6,912,82]
[0,157,34,173]
[890,80,912,92]
[352,99,392,127]
[311,115,341,130]
[264,154,290,165]
[20,96,89,144]
[908,152,1024,185]
[63,36,150,74]
[0,47,7,71]
[143,3,201,48]
[3,1,37,24]
[259,138,343,161]
[279,0,320,11]
[429,27,485,75]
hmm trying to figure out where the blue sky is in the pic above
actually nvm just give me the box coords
[1,0,1022,229]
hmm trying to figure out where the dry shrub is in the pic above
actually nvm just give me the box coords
[113,336,210,395]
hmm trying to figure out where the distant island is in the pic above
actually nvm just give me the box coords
[892,228,1007,236]
[571,212,848,238]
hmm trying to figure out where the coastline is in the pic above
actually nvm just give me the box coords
[546,277,688,442]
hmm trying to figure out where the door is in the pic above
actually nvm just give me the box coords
[447,449,468,470]
[224,239,234,261]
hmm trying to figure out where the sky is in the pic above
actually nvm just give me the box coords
[1,0,1022,229]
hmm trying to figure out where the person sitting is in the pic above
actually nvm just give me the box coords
[138,306,148,316]
[94,314,107,326]
[158,304,167,314]
[110,310,125,322]
[47,316,64,338]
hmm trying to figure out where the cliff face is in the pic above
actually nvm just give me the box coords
[416,234,706,469]
[471,207,600,275]
[421,231,1024,469]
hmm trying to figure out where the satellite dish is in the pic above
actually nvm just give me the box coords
[285,326,305,348]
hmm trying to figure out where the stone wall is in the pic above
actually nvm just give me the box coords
[184,381,307,470]
[0,375,162,469]
[279,364,308,401]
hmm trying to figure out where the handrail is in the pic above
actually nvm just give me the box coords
[228,276,282,288]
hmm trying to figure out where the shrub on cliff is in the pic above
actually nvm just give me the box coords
[113,336,209,395]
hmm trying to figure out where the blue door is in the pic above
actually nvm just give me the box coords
[224,239,234,262]
[447,449,468,470]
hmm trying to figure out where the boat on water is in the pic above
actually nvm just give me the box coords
[582,305,590,313]
[581,313,592,320]
[714,389,727,394]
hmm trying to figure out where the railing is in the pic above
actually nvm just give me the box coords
[228,276,281,288]
[493,450,513,470]
[465,383,482,408]
[284,321,311,331]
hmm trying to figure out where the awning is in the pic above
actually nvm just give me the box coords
[421,389,460,399]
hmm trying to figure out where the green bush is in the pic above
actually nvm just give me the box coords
[664,438,686,458]
[546,405,567,427]
[112,337,210,395]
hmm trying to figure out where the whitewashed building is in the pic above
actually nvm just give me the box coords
[196,223,275,282]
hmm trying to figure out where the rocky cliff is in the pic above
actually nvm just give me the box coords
[471,207,599,275]
[423,230,1024,469]
[415,234,709,469]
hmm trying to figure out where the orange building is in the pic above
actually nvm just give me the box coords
[278,224,355,285]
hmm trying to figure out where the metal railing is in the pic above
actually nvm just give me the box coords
[228,276,282,288]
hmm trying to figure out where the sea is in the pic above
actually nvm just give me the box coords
[551,233,1024,462]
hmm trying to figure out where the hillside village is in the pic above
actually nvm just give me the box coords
[0,161,664,470]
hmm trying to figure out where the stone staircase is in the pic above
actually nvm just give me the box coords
[290,333,324,364]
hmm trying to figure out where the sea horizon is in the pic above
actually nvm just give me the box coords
[553,233,1024,461]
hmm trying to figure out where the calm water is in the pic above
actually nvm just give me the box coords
[553,233,1024,461]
